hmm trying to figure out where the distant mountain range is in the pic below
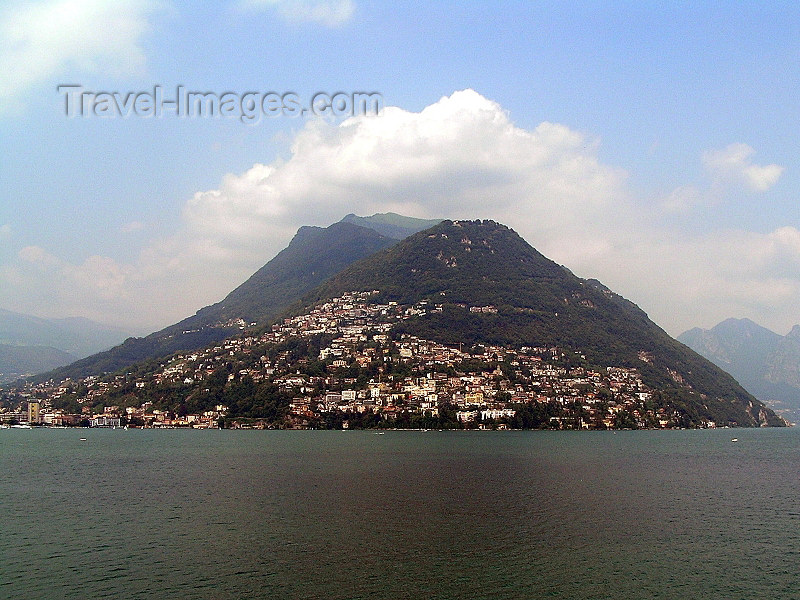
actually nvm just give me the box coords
[679,319,800,422]
[0,310,132,382]
[37,213,441,382]
[0,344,74,381]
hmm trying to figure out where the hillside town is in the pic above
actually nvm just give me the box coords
[1,291,710,430]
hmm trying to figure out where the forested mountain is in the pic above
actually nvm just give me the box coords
[16,218,785,429]
[37,220,398,382]
[297,219,782,427]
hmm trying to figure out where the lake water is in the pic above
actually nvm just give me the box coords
[1,428,798,599]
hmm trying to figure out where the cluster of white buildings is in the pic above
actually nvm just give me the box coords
[2,290,695,429]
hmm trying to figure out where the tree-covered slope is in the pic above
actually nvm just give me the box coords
[189,220,397,326]
[37,221,396,382]
[300,219,782,427]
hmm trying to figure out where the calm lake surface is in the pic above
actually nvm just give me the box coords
[1,428,798,599]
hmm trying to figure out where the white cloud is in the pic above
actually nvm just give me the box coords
[1,90,798,337]
[2,246,134,324]
[240,0,354,27]
[65,256,131,303]
[703,143,784,192]
[17,246,130,298]
[184,89,627,251]
[662,185,702,214]
[585,227,800,335]
[661,143,785,214]
[0,224,11,240]
[0,90,627,329]
[0,0,161,111]
[18,245,60,267]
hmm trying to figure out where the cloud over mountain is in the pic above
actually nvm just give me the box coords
[0,90,796,336]
[185,89,626,248]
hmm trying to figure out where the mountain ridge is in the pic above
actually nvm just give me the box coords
[8,218,783,429]
[340,212,443,239]
[0,308,132,356]
[0,344,76,383]
[294,219,781,427]
[678,318,800,422]
[33,220,400,383]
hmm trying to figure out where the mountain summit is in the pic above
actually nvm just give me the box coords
[40,215,445,383]
[26,217,783,428]
[38,220,398,382]
[340,212,443,239]
[299,219,781,427]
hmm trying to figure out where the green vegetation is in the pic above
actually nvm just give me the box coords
[34,221,397,383]
[297,219,782,427]
[15,218,784,429]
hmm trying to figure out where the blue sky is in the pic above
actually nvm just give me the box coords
[1,0,798,336]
